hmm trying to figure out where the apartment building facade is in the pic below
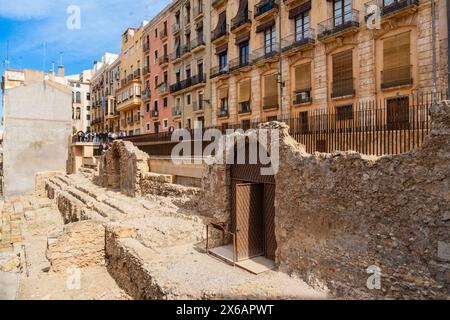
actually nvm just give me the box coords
[208,0,448,128]
[65,70,92,133]
[141,7,173,134]
[117,24,147,136]
[90,53,120,133]
[169,0,212,129]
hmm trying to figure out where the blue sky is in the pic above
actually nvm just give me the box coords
[0,0,170,128]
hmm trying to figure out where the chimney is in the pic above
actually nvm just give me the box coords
[57,65,65,77]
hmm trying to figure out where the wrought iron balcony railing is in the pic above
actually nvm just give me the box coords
[181,43,191,56]
[170,74,206,93]
[263,95,279,109]
[160,28,168,39]
[364,0,419,18]
[191,37,206,50]
[142,88,151,100]
[151,109,159,118]
[231,10,252,31]
[281,29,316,52]
[239,101,252,114]
[171,49,182,61]
[229,57,252,72]
[143,66,150,76]
[172,23,181,33]
[158,55,169,66]
[143,42,150,52]
[381,65,413,89]
[254,0,279,18]
[293,89,312,105]
[133,69,141,78]
[212,24,229,42]
[157,82,170,94]
[317,9,360,41]
[210,64,230,78]
[172,107,182,117]
[331,78,355,98]
[253,44,279,63]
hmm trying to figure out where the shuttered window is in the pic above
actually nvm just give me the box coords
[383,32,411,88]
[263,74,278,108]
[295,63,311,91]
[238,81,251,103]
[332,49,354,97]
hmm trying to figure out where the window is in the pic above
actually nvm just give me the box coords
[186,66,191,79]
[186,94,191,105]
[155,29,158,38]
[86,114,91,121]
[219,52,228,70]
[332,49,354,98]
[387,97,410,130]
[154,122,160,133]
[336,105,353,121]
[382,32,411,89]
[163,119,168,129]
[75,92,81,103]
[264,26,276,54]
[218,87,229,115]
[242,119,251,131]
[154,100,159,111]
[239,41,250,66]
[135,86,141,96]
[294,63,311,103]
[146,123,151,131]
[299,111,309,133]
[238,81,251,113]
[295,11,310,41]
[263,74,278,108]
[333,0,352,27]
[154,76,159,89]
[154,50,158,64]
[187,118,192,129]
[163,97,168,108]
[146,103,150,112]
[86,92,91,100]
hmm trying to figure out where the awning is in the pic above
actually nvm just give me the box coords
[238,81,251,103]
[288,1,311,19]
[214,11,227,33]
[219,87,228,99]
[256,19,275,33]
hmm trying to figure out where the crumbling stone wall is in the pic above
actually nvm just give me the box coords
[274,101,450,299]
[96,140,150,197]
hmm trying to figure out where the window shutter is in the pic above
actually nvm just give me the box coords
[295,63,311,91]
[264,74,278,97]
[239,81,251,102]
[219,87,228,99]
[332,49,353,82]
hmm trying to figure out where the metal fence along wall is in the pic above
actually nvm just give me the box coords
[124,91,447,156]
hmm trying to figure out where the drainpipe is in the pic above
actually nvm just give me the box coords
[278,1,283,120]
[431,0,437,105]
[447,0,450,98]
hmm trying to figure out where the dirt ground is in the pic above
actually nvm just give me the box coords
[17,203,130,300]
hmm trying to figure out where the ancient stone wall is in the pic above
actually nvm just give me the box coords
[96,140,150,197]
[274,101,450,299]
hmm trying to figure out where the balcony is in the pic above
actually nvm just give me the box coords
[170,74,206,94]
[281,29,316,55]
[191,37,206,52]
[212,24,229,43]
[293,89,312,105]
[365,0,419,20]
[317,9,360,43]
[238,101,251,114]
[253,44,279,64]
[143,42,150,52]
[193,100,204,112]
[160,28,168,40]
[229,57,252,73]
[331,78,355,98]
[210,64,230,79]
[157,83,170,95]
[218,108,229,118]
[254,0,279,20]
[134,114,140,124]
[151,109,159,118]
[159,55,169,66]
[231,10,252,33]
[263,95,279,110]
[171,49,182,63]
[181,43,191,57]
[133,69,141,78]
[193,5,204,20]
[212,0,227,9]
[172,23,181,34]
[381,65,413,89]
[172,107,182,118]
[143,66,150,76]
[142,88,151,101]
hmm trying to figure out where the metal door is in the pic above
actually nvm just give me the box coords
[235,183,264,261]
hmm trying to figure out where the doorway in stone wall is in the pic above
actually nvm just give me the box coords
[208,141,277,274]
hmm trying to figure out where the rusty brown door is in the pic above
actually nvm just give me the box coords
[235,183,264,261]
[263,184,277,260]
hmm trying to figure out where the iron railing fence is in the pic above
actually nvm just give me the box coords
[123,91,447,156]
